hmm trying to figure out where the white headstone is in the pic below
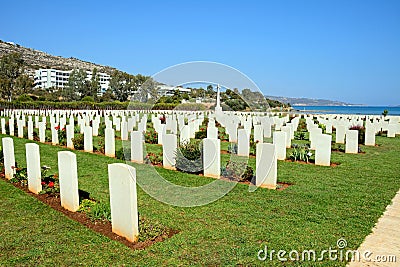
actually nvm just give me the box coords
[365,126,376,146]
[38,121,46,143]
[315,134,332,166]
[2,137,15,179]
[310,128,322,150]
[1,118,6,134]
[121,121,128,141]
[17,120,24,138]
[27,120,34,140]
[256,143,277,189]
[237,129,250,157]
[203,138,221,178]
[345,130,358,154]
[273,131,287,160]
[158,125,166,145]
[262,120,271,138]
[387,124,397,138]
[180,125,190,144]
[66,125,74,149]
[281,126,291,148]
[9,118,14,136]
[253,125,263,143]
[26,143,42,194]
[130,131,143,163]
[336,125,346,144]
[207,126,218,139]
[51,128,59,145]
[163,134,177,170]
[108,163,139,243]
[58,151,79,212]
[105,128,115,157]
[84,126,93,152]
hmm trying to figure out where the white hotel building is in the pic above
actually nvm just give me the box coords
[34,68,111,94]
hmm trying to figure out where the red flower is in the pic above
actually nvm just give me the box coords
[62,128,65,131]
[48,182,54,188]
[41,181,46,185]
[55,126,60,130]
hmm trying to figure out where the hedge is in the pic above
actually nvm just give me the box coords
[0,101,206,111]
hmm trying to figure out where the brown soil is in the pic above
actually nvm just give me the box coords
[220,150,256,158]
[284,159,340,167]
[218,175,293,190]
[4,177,178,250]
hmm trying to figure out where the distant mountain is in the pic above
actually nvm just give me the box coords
[0,40,116,76]
[265,96,355,106]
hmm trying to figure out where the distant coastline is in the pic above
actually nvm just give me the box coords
[292,105,400,116]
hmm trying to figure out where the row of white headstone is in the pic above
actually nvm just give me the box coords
[1,137,140,243]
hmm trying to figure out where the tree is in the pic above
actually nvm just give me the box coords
[133,77,158,103]
[206,85,214,98]
[88,68,101,100]
[62,69,87,101]
[382,109,389,117]
[100,88,116,102]
[109,70,128,102]
[14,74,34,95]
[0,52,25,100]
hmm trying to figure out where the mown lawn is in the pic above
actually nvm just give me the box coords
[0,133,399,266]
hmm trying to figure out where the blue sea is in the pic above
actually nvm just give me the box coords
[292,106,400,116]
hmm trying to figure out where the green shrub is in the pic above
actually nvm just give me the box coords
[331,143,345,152]
[10,165,28,186]
[195,127,207,139]
[294,131,307,140]
[116,147,131,161]
[81,96,95,102]
[249,134,259,155]
[144,152,163,166]
[221,160,254,182]
[16,94,33,102]
[58,127,67,146]
[98,123,106,136]
[78,199,111,221]
[175,139,203,174]
[72,134,84,150]
[40,166,59,196]
[144,129,158,144]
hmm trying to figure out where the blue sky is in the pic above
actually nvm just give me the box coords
[1,0,399,105]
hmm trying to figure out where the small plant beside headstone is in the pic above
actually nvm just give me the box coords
[289,144,312,163]
[175,139,203,174]
[221,160,254,182]
[72,134,84,150]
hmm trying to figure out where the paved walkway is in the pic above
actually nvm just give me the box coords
[347,190,400,267]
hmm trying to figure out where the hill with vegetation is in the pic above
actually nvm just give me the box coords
[0,40,115,76]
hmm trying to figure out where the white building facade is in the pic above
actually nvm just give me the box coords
[34,68,111,94]
[157,85,191,96]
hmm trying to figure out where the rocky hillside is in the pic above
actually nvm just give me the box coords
[0,40,116,76]
[265,95,354,106]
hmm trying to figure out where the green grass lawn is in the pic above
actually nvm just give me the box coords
[0,133,399,266]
